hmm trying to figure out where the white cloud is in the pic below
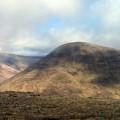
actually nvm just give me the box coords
[0,0,120,55]
[0,0,82,37]
[0,0,81,28]
[91,0,120,27]
[50,28,92,44]
[0,0,83,55]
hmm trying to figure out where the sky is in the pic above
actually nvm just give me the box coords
[0,0,120,56]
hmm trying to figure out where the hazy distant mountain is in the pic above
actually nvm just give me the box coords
[0,53,41,70]
[0,42,120,99]
[0,53,41,83]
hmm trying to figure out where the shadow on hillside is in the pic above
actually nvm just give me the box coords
[0,48,120,88]
[44,49,120,87]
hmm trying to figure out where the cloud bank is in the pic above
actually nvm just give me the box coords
[0,0,120,55]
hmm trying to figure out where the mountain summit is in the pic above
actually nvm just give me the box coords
[0,42,120,99]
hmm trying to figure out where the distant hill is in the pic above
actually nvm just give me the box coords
[0,53,41,83]
[0,53,41,70]
[0,42,120,99]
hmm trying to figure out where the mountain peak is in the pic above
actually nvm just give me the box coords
[48,42,116,58]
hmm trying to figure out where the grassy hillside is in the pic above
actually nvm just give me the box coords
[0,92,120,120]
[0,42,120,99]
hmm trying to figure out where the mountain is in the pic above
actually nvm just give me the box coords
[0,63,19,83]
[0,53,41,70]
[0,53,41,83]
[0,42,120,99]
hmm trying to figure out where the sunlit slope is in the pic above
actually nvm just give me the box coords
[0,42,120,99]
[0,63,19,83]
[0,53,41,82]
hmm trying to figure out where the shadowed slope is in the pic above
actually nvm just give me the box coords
[0,42,120,99]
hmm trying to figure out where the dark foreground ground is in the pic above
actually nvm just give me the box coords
[0,92,120,120]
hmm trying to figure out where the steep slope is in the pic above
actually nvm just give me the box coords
[0,63,19,83]
[0,42,120,99]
